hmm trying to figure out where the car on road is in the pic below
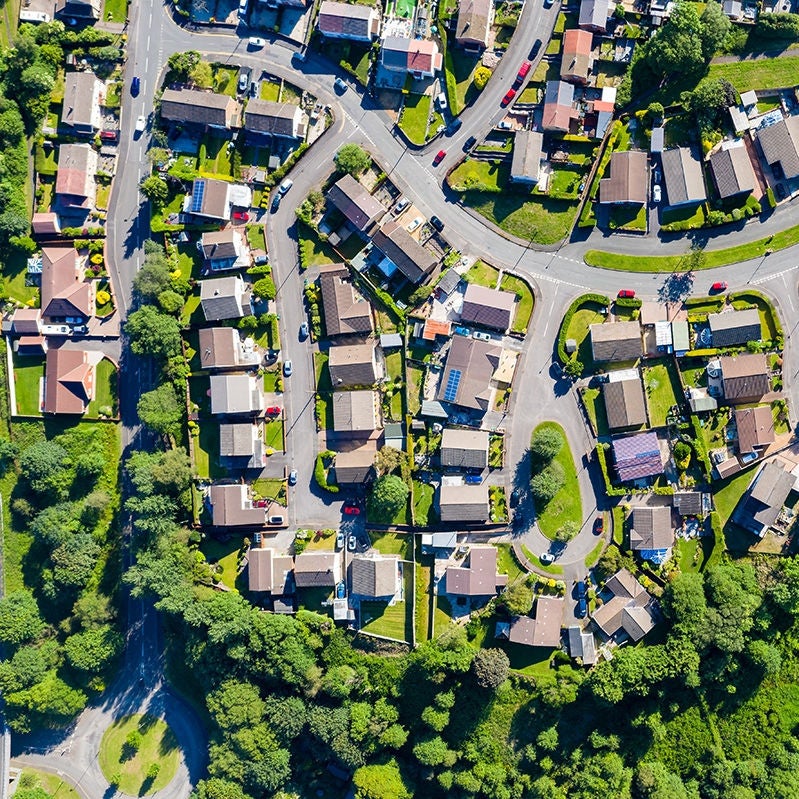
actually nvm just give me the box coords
[711,281,728,292]
[652,184,662,204]
[335,531,345,549]
[473,331,492,341]
[463,135,477,152]
[501,88,517,107]
[278,178,293,195]
[271,194,281,212]
[510,489,520,508]
[348,534,357,551]
[299,322,309,339]
[593,516,604,535]
[544,0,555,7]
[248,36,266,48]
[447,117,463,134]
[266,406,282,415]
[529,39,542,59]
[238,69,250,94]
[283,360,293,377]
[232,210,250,221]
[430,215,445,232]
[433,149,447,166]
[407,216,423,232]
[288,469,297,486]
[134,115,146,136]
[334,77,348,93]
[131,76,140,96]
[394,196,410,215]
[540,552,555,564]
[514,61,531,86]
[344,505,361,516]
[617,289,635,298]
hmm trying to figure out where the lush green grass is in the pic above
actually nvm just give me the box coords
[661,203,707,232]
[415,560,432,642]
[180,294,202,327]
[464,259,500,288]
[504,642,557,676]
[314,352,331,391]
[447,47,480,114]
[103,0,128,22]
[406,364,424,416]
[361,565,413,642]
[468,192,579,245]
[264,418,284,452]
[566,304,606,370]
[247,224,266,251]
[713,468,756,527]
[448,159,508,192]
[399,93,432,145]
[299,222,338,268]
[708,57,799,92]
[200,135,235,179]
[585,538,605,569]
[368,532,409,557]
[532,422,582,539]
[98,714,179,796]
[194,421,226,480]
[13,354,44,415]
[201,536,242,590]
[18,769,81,799]
[580,387,610,437]
[88,358,118,417]
[213,66,239,98]
[677,535,723,574]
[1,250,38,304]
[499,273,534,333]
[434,594,454,635]
[413,480,435,526]
[612,507,625,546]
[259,80,281,101]
[643,359,681,427]
[496,543,526,583]
[609,204,647,231]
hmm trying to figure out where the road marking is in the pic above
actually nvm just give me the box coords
[752,263,799,285]
[144,56,149,71]
[146,36,151,49]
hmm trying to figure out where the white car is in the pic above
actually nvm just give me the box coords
[472,331,491,342]
[407,216,423,232]
[134,115,146,133]
[652,184,662,204]
[278,178,293,195]
[248,36,265,47]
[436,91,447,111]
[394,196,410,215]
[540,552,555,564]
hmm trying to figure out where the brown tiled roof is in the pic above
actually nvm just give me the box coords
[422,318,451,340]
[371,219,437,284]
[455,0,492,47]
[318,1,379,39]
[319,268,374,337]
[734,405,775,454]
[444,546,507,595]
[333,446,376,483]
[599,150,648,205]
[542,81,575,132]
[327,174,386,231]
[460,283,516,331]
[381,36,442,74]
[244,100,300,137]
[436,335,501,411]
[40,247,92,320]
[248,547,274,592]
[328,343,378,387]
[209,483,265,527]
[43,348,93,415]
[439,484,489,522]
[198,327,238,370]
[720,354,770,402]
[561,28,593,83]
[508,596,564,647]
[590,321,642,362]
[12,308,42,335]
[160,88,239,128]
[32,213,61,236]
[603,377,646,430]
[630,505,673,551]
[709,145,756,199]
[592,568,656,641]
[440,428,489,469]
[55,143,96,203]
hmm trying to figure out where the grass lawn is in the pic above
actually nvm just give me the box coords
[643,359,681,427]
[264,418,284,451]
[677,535,723,574]
[13,355,44,415]
[1,250,38,304]
[87,358,118,417]
[407,364,424,416]
[469,192,579,245]
[263,368,281,393]
[385,350,403,382]
[200,135,234,178]
[496,543,525,583]
[585,538,605,569]
[714,469,756,527]
[532,421,582,539]
[448,159,508,192]
[213,66,239,97]
[299,222,338,268]
[565,304,606,370]
[415,559,433,642]
[247,224,267,252]
[499,273,534,333]
[434,594,454,635]
[661,203,706,232]
[369,532,409,557]
[98,714,179,796]
[201,536,242,590]
[18,770,80,799]
[399,93,431,145]
[103,0,128,21]
[413,480,435,525]
[259,80,281,101]
[609,203,647,231]
[314,351,332,391]
[252,477,286,503]
[195,421,226,480]
[708,57,799,92]
[580,387,610,437]
[447,48,480,114]
[180,294,202,327]
[464,259,500,287]
[361,564,413,642]
[504,642,556,676]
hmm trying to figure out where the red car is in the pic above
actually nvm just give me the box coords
[344,506,361,516]
[233,211,250,221]
[514,61,531,86]
[711,281,728,292]
[265,406,282,415]
[501,88,516,107]
[433,150,446,166]
[617,289,636,299]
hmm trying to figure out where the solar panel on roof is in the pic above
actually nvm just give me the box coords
[191,180,206,213]
[443,369,462,402]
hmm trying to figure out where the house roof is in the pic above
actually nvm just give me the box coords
[55,143,96,200]
[579,0,609,29]
[590,321,642,362]
[599,150,648,204]
[603,377,647,430]
[756,115,799,179]
[420,318,452,340]
[333,446,375,483]
[439,483,489,522]
[710,143,756,199]
[328,343,378,387]
[508,596,564,647]
[198,327,240,370]
[248,547,274,592]
[561,28,593,82]
[328,174,386,231]
[542,81,575,132]
[200,275,250,321]
[294,551,342,587]
[201,228,243,262]
[43,347,93,414]
[160,88,239,128]
[444,545,507,595]
[440,428,489,469]
[733,461,794,537]
[319,267,374,337]
[612,432,664,482]
[720,354,770,402]
[460,283,516,331]
[209,374,264,415]
[735,405,775,454]
[244,100,300,137]
[349,556,398,597]
[673,491,703,516]
[332,390,379,432]
[189,178,231,221]
[661,147,707,205]
[510,130,544,182]
[650,126,665,153]
[592,568,656,641]
[209,483,265,526]
[436,335,501,411]
[318,0,378,38]
[219,423,262,467]
[31,212,61,236]
[371,219,438,284]
[381,36,442,74]
[62,71,99,129]
[40,247,92,319]
[455,0,492,46]
[568,625,597,664]
[708,308,761,346]
[437,268,462,296]
[630,505,674,551]
[12,308,42,335]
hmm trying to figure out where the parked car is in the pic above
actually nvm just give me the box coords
[334,77,348,93]
[711,281,728,292]
[335,531,345,549]
[248,36,266,48]
[336,581,346,599]
[407,216,423,232]
[433,149,447,166]
[429,215,445,232]
[344,506,361,516]
[617,289,636,298]
[283,360,293,376]
[514,61,531,86]
[464,474,483,485]
[447,117,463,134]
[394,196,410,215]
[288,469,297,486]
[347,534,357,551]
[249,81,258,97]
[238,69,250,94]
[473,331,492,341]
[100,130,118,142]
[268,515,285,525]
[266,406,282,415]
[540,552,555,564]
[299,322,309,339]
[576,580,588,618]
[463,135,477,152]
[134,115,146,134]
[131,76,140,96]
[436,91,447,111]
[72,325,87,335]
[529,39,542,58]
[576,580,588,599]
[593,516,604,535]
[501,88,516,107]
[652,184,662,203]
[271,194,281,212]
[232,210,250,221]
[510,489,520,508]
[278,178,293,195]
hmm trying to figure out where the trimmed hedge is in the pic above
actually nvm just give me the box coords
[596,443,626,497]
[614,296,642,309]
[690,416,713,481]
[314,451,339,493]
[557,293,610,364]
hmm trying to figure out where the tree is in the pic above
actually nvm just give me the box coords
[0,591,45,646]
[140,174,169,206]
[137,384,184,438]
[746,639,781,676]
[501,580,534,615]
[699,2,731,58]
[635,761,690,799]
[554,520,579,543]
[147,146,170,167]
[167,50,200,81]
[530,427,564,464]
[374,445,408,477]
[471,647,510,690]
[673,441,691,470]
[189,60,213,88]
[662,571,707,639]
[413,735,453,766]
[193,778,250,799]
[646,2,705,77]
[353,761,412,799]
[125,305,182,360]
[771,557,799,615]
[564,359,583,378]
[19,439,70,496]
[473,66,492,90]
[158,289,185,314]
[647,102,664,122]
[334,143,370,176]
[367,475,409,522]
[63,625,122,672]
[531,462,565,505]
[253,276,276,300]
[51,532,101,587]
[133,248,172,300]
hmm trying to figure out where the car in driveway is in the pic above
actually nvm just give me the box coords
[433,149,447,166]
[299,322,309,339]
[282,360,293,377]
[501,88,517,107]
[540,552,555,564]
[335,531,345,549]
[334,77,348,93]
[344,505,361,516]
[407,216,423,232]
[347,534,357,552]
[436,91,447,111]
[593,516,604,535]
[232,210,250,221]
[288,469,297,485]
[473,331,491,341]
[248,36,266,48]
[576,580,588,617]
[429,215,444,232]
[617,289,635,299]
[266,406,282,416]
[238,69,250,94]
[394,196,410,215]
[131,76,140,96]
[652,184,662,204]
[711,281,728,292]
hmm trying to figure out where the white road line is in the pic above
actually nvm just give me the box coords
[752,263,799,285]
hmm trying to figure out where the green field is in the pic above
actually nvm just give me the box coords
[299,222,338,269]
[499,273,535,333]
[495,543,526,583]
[368,531,409,557]
[18,770,80,799]
[708,57,799,92]
[464,259,500,287]
[13,355,44,415]
[201,536,242,590]
[88,357,118,417]
[581,387,610,437]
[565,304,606,370]
[643,359,682,427]
[399,93,432,145]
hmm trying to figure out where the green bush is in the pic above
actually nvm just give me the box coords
[614,296,642,309]
[314,451,339,493]
[556,293,610,363]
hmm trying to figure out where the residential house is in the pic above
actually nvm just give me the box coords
[612,432,664,483]
[31,212,61,238]
[200,229,250,272]
[542,80,575,133]
[455,0,492,50]
[661,147,707,207]
[332,390,380,433]
[198,327,260,371]
[415,318,452,342]
[43,348,94,415]
[756,115,799,180]
[735,405,775,455]
[160,88,240,129]
[510,130,544,184]
[380,37,442,79]
[567,625,597,665]
[460,283,516,331]
[630,505,674,559]
[733,461,794,537]
[317,1,381,40]
[328,343,379,387]
[444,545,508,596]
[709,142,757,199]
[590,321,643,362]
[371,219,438,284]
[200,275,252,321]
[349,556,399,599]
[560,28,593,84]
[55,143,98,211]
[61,72,102,133]
[244,100,303,140]
[506,596,565,648]
[440,428,489,469]
[327,174,386,232]
[319,264,374,337]
[722,0,743,18]
[209,483,265,527]
[672,491,704,516]
[11,308,43,336]
[592,568,657,641]
[333,446,376,483]
[439,483,489,522]
[209,373,265,416]
[55,0,100,21]
[248,547,294,594]
[708,308,761,347]
[436,335,501,412]
[579,0,609,31]
[719,353,770,403]
[186,178,252,222]
[599,151,648,205]
[602,375,647,430]
[219,422,264,470]
[40,247,92,325]
[294,551,343,588]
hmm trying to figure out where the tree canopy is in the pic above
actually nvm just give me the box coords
[334,143,371,176]
[366,475,409,522]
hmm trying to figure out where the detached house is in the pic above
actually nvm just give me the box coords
[440,428,489,470]
[630,504,674,560]
[317,1,380,40]
[208,483,265,527]
[198,327,260,371]
[510,130,544,185]
[455,0,492,51]
[719,354,770,403]
[437,335,501,412]
[371,219,438,284]
[505,596,565,648]
[756,115,799,180]
[590,321,642,362]
[61,72,102,133]
[661,147,707,207]
[599,151,648,205]
[244,100,303,140]
[56,0,100,21]
[735,405,775,455]
[332,390,380,433]
[329,343,379,387]
[294,551,343,588]
[602,375,646,431]
[560,29,593,85]
[55,144,98,211]
[40,246,93,325]
[248,547,294,594]
[219,422,264,470]
[349,556,399,599]
[439,483,489,522]
[160,88,240,130]
[333,446,376,484]
[200,229,250,272]
[327,174,387,232]
[592,568,657,642]
[708,308,761,347]
[579,0,610,31]
[319,264,374,337]
[200,275,252,321]
[186,178,252,222]
[209,373,265,416]
[709,142,756,200]
[380,37,442,79]
[444,546,507,597]
[43,348,95,415]
[460,284,516,332]
[733,461,794,538]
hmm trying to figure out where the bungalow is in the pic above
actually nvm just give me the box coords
[455,0,492,51]
[186,178,252,222]
[590,321,643,362]
[437,335,501,412]
[200,275,253,321]
[460,283,516,332]
[602,374,647,431]
[332,389,380,433]
[612,432,664,483]
[294,551,343,588]
[599,151,648,205]
[506,596,565,648]
[209,483,264,527]
[560,28,593,85]
[317,1,381,40]
[510,130,544,185]
[661,147,707,207]
[209,373,265,416]
[244,100,303,140]
[43,348,95,415]
[542,80,575,133]
[629,505,674,559]
[333,445,376,484]
[319,264,375,337]
[328,342,379,387]
[200,228,250,272]
[719,353,770,403]
[371,219,438,284]
[579,0,610,31]
[248,547,294,594]
[380,36,442,79]
[349,555,399,599]
[55,144,98,211]
[444,545,508,597]
[439,483,489,522]
[327,174,386,232]
[568,625,597,665]
[756,115,799,180]
[55,0,100,21]
[440,428,489,470]
[40,247,92,325]
[592,568,657,642]
[709,142,756,200]
[708,308,761,347]
[160,88,240,129]
[733,461,794,538]
[198,327,260,371]
[61,72,102,133]
[219,422,264,470]
[734,405,775,455]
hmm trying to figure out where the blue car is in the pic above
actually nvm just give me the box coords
[576,581,588,618]
[131,76,140,96]
[464,474,482,485]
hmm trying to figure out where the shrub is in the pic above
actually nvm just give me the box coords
[314,451,339,493]
[614,296,642,309]
[556,293,610,363]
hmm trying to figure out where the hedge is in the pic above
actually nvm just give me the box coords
[314,451,339,493]
[596,443,626,497]
[614,296,642,309]
[690,415,713,481]
[557,293,610,363]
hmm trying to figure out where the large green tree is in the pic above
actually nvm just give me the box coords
[125,305,182,360]
[137,384,184,438]
[367,474,409,522]
[334,143,370,176]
